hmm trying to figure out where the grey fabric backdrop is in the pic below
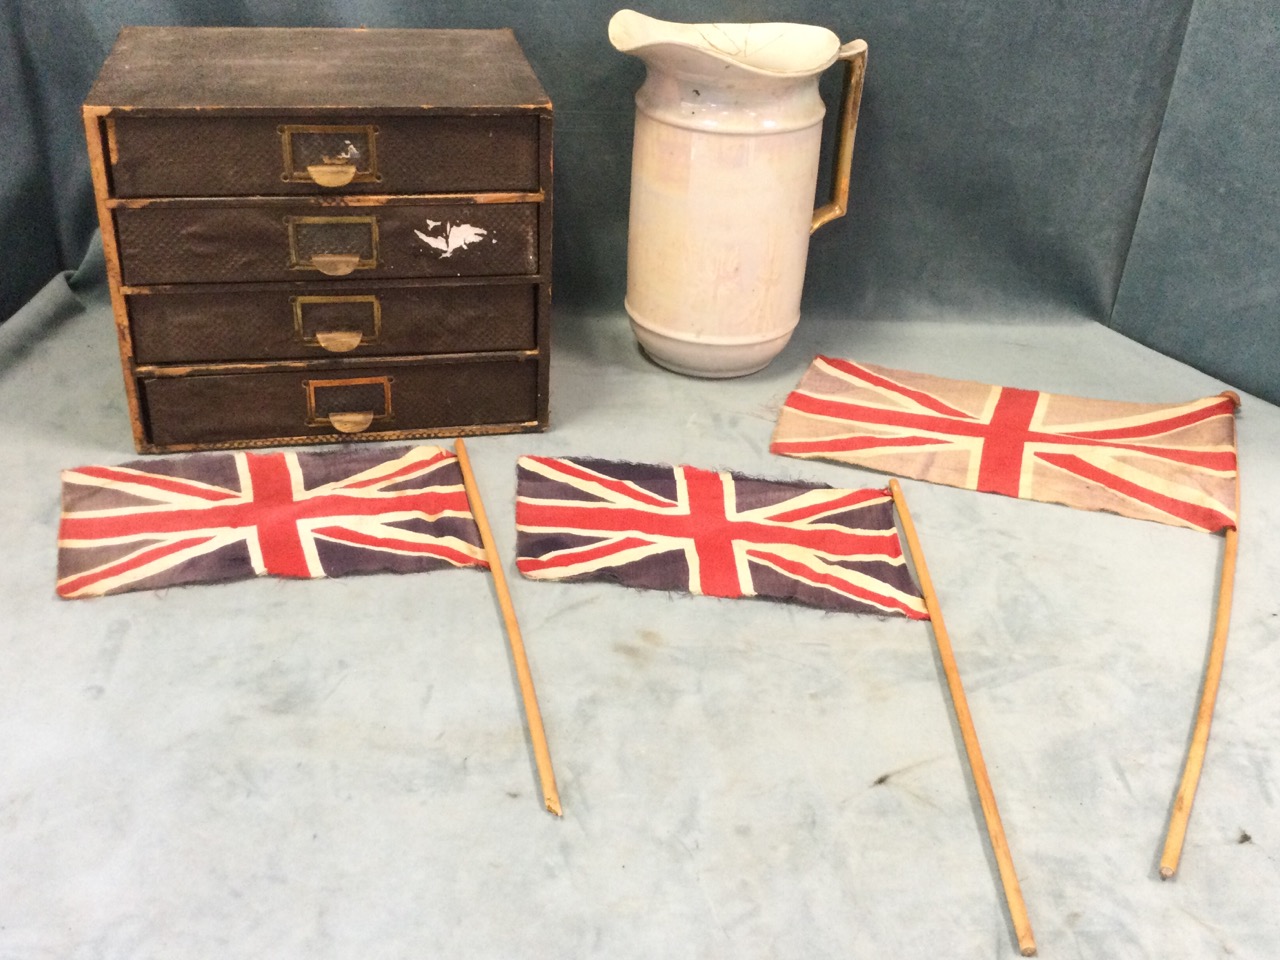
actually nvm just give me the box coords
[1108,0,1280,406]
[3,0,1276,401]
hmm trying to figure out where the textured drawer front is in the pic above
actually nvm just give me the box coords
[129,284,537,363]
[142,359,539,446]
[109,115,541,197]
[116,202,538,285]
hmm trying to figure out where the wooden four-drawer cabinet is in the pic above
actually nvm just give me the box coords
[84,26,552,452]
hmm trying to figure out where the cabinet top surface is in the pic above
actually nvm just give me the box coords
[85,27,551,114]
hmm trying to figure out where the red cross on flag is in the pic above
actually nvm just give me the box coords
[771,356,1239,532]
[56,444,487,599]
[514,455,927,618]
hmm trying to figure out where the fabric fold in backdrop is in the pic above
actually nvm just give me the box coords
[771,355,1239,532]
[56,444,487,599]
[514,454,927,619]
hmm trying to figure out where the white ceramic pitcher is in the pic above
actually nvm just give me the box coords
[609,10,868,377]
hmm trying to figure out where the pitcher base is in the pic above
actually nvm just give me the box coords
[628,314,794,379]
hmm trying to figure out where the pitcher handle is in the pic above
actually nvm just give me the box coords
[811,39,869,234]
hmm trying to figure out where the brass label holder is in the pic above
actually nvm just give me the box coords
[279,124,380,187]
[304,376,394,433]
[292,295,382,352]
[286,215,380,275]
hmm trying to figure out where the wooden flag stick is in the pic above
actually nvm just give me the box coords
[455,439,563,817]
[1159,468,1241,878]
[889,480,1037,957]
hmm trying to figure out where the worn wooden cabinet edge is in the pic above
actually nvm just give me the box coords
[126,420,545,456]
[85,105,150,452]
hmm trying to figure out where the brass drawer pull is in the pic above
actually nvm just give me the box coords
[329,411,375,433]
[305,376,393,432]
[306,162,358,188]
[315,330,364,352]
[308,253,363,276]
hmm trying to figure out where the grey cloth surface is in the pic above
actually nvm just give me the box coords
[2,267,1278,958]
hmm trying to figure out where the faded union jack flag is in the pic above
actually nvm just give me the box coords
[771,356,1239,532]
[57,444,487,599]
[515,456,927,618]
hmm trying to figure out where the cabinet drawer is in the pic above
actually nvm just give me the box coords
[116,202,538,285]
[108,115,541,197]
[129,284,537,363]
[141,359,539,447]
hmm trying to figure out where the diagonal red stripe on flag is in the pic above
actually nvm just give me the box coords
[339,448,455,489]
[56,535,219,598]
[771,434,945,456]
[818,356,976,419]
[748,547,928,620]
[312,525,487,567]
[1060,396,1237,444]
[515,535,658,576]
[70,465,240,502]
[763,487,891,525]
[523,456,675,509]
[1036,452,1234,532]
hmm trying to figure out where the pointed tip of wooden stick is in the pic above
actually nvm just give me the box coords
[545,794,563,817]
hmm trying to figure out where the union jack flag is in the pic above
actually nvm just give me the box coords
[57,444,487,599]
[771,356,1239,532]
[515,455,927,618]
